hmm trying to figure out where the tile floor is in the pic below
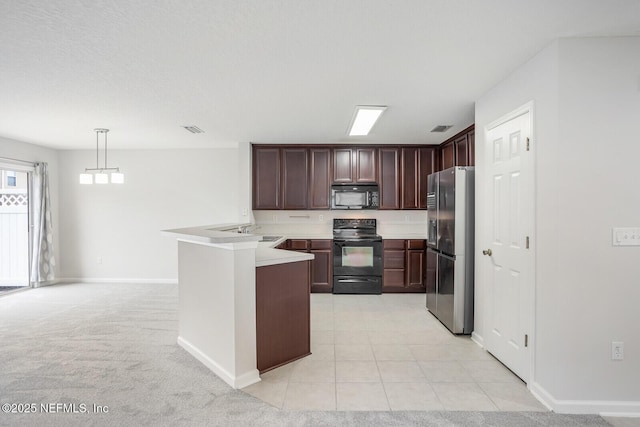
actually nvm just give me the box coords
[243,293,548,412]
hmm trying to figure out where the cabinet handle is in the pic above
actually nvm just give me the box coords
[482,249,492,256]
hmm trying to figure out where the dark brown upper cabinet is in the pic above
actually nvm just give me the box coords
[402,147,419,209]
[440,141,455,170]
[418,147,437,208]
[332,148,353,183]
[378,148,401,209]
[436,125,475,171]
[332,147,377,184]
[355,147,377,183]
[455,134,469,167]
[402,147,437,209]
[467,129,475,166]
[282,148,308,209]
[253,147,281,209]
[309,148,332,209]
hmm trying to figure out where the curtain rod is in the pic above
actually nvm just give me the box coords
[0,156,37,166]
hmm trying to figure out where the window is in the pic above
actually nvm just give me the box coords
[7,171,16,187]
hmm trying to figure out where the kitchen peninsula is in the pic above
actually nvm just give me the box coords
[162,224,314,389]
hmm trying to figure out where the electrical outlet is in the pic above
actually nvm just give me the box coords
[405,215,410,223]
[319,214,324,222]
[241,208,248,216]
[272,215,278,223]
[97,257,103,265]
[612,341,624,360]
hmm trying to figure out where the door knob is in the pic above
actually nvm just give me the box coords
[482,249,492,256]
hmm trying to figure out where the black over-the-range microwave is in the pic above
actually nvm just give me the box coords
[330,184,379,210]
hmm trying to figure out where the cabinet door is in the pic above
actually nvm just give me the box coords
[406,249,426,290]
[378,148,401,209]
[333,148,353,183]
[253,147,281,209]
[309,148,331,209]
[418,148,436,209]
[310,248,332,293]
[282,148,309,209]
[383,240,406,292]
[467,130,475,166]
[454,134,468,167]
[441,142,455,170]
[355,147,377,183]
[401,147,419,209]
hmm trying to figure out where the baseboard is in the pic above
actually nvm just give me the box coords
[529,381,640,415]
[177,336,261,390]
[471,331,484,348]
[58,277,178,285]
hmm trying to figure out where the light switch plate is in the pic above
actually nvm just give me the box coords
[612,227,640,246]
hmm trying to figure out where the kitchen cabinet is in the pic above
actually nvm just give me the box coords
[418,148,438,208]
[382,239,426,293]
[401,147,437,209]
[378,148,401,209]
[383,240,406,291]
[309,148,332,209]
[405,240,426,290]
[355,147,377,183]
[467,130,475,166]
[282,148,308,209]
[256,260,311,373]
[455,134,469,167]
[332,148,353,183]
[252,142,455,210]
[332,147,377,184]
[253,147,281,209]
[435,125,475,171]
[440,141,455,170]
[309,240,332,293]
[280,239,333,293]
[253,146,331,210]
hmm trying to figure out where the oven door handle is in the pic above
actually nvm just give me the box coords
[336,278,379,283]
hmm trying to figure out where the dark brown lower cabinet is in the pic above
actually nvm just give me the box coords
[278,239,333,293]
[256,261,311,373]
[382,239,426,293]
[309,240,333,293]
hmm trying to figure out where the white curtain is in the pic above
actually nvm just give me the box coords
[30,162,55,286]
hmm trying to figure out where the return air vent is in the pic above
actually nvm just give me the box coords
[430,125,453,133]
[182,125,204,134]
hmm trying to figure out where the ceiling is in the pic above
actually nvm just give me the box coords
[1,1,639,150]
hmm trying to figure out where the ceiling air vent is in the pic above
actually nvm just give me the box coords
[182,125,204,134]
[430,125,453,133]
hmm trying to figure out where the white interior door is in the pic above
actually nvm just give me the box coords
[482,107,534,382]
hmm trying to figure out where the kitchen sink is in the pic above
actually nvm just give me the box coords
[260,235,283,242]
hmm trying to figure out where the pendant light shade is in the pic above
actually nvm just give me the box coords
[79,128,124,185]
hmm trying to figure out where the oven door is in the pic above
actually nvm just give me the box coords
[333,239,382,276]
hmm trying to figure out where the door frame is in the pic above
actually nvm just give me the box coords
[481,100,536,385]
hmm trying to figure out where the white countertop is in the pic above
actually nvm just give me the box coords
[164,223,427,268]
[163,224,315,267]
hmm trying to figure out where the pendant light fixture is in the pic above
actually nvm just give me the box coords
[79,128,124,184]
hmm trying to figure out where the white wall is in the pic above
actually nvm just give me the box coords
[58,147,240,282]
[476,37,640,413]
[0,136,61,280]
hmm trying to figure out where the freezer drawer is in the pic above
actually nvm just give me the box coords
[426,248,438,313]
[427,251,473,335]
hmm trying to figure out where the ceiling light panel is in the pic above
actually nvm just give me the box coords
[348,106,387,136]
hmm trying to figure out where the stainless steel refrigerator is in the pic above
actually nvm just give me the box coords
[426,166,474,334]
